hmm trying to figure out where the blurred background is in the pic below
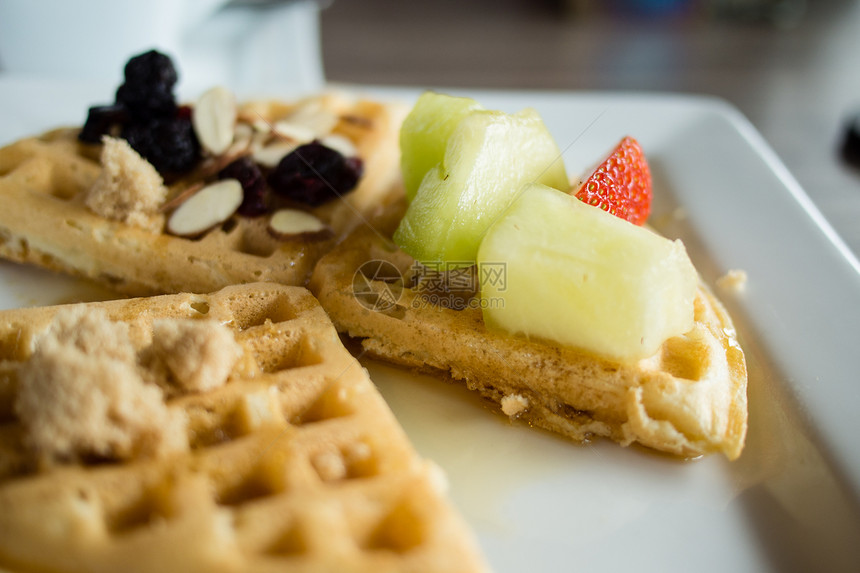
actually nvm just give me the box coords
[319,0,860,254]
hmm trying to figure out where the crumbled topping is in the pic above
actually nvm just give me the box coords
[84,136,167,232]
[15,307,186,462]
[500,393,529,417]
[716,269,748,293]
[150,319,242,393]
[37,304,136,363]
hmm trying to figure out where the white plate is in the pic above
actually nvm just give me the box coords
[2,80,860,572]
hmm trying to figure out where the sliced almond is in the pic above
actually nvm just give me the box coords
[318,134,358,158]
[237,101,273,124]
[192,86,237,156]
[271,120,316,143]
[267,209,331,240]
[167,179,243,237]
[284,100,339,136]
[219,122,254,159]
[339,114,374,129]
[233,121,254,143]
[253,141,300,168]
[248,128,271,155]
[252,118,273,133]
[222,138,251,161]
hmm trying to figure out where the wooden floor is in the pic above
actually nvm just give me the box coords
[320,0,860,256]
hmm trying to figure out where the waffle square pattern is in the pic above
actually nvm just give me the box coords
[0,284,487,573]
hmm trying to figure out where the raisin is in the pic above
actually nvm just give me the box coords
[78,104,128,144]
[268,142,364,207]
[122,114,200,174]
[219,156,269,217]
[115,50,178,121]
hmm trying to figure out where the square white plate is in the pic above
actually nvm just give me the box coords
[2,79,860,572]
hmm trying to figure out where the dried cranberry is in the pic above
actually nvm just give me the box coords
[219,156,269,217]
[78,104,128,144]
[268,142,363,207]
[122,114,200,174]
[176,104,193,121]
[115,50,178,121]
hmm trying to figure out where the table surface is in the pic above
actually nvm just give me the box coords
[320,0,860,259]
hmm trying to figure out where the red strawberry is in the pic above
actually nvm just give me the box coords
[572,136,652,226]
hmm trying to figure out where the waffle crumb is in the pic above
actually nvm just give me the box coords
[716,269,748,293]
[500,393,529,417]
[14,308,186,461]
[150,319,243,393]
[85,136,167,232]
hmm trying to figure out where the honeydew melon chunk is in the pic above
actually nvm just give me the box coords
[400,92,484,202]
[477,183,697,361]
[394,108,569,266]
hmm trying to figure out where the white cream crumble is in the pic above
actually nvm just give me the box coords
[84,136,167,232]
[716,269,748,293]
[14,307,186,462]
[501,393,529,417]
[150,319,243,393]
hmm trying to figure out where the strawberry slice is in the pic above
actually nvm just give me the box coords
[572,136,652,226]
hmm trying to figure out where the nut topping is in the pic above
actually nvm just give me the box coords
[272,121,317,143]
[253,141,300,168]
[192,86,237,156]
[166,179,243,237]
[285,99,339,135]
[267,209,331,240]
[319,134,358,158]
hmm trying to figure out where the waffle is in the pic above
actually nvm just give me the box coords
[0,92,406,296]
[0,283,487,573]
[309,199,749,460]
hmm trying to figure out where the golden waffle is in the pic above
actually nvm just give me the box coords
[309,200,749,460]
[0,283,487,572]
[0,93,406,296]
